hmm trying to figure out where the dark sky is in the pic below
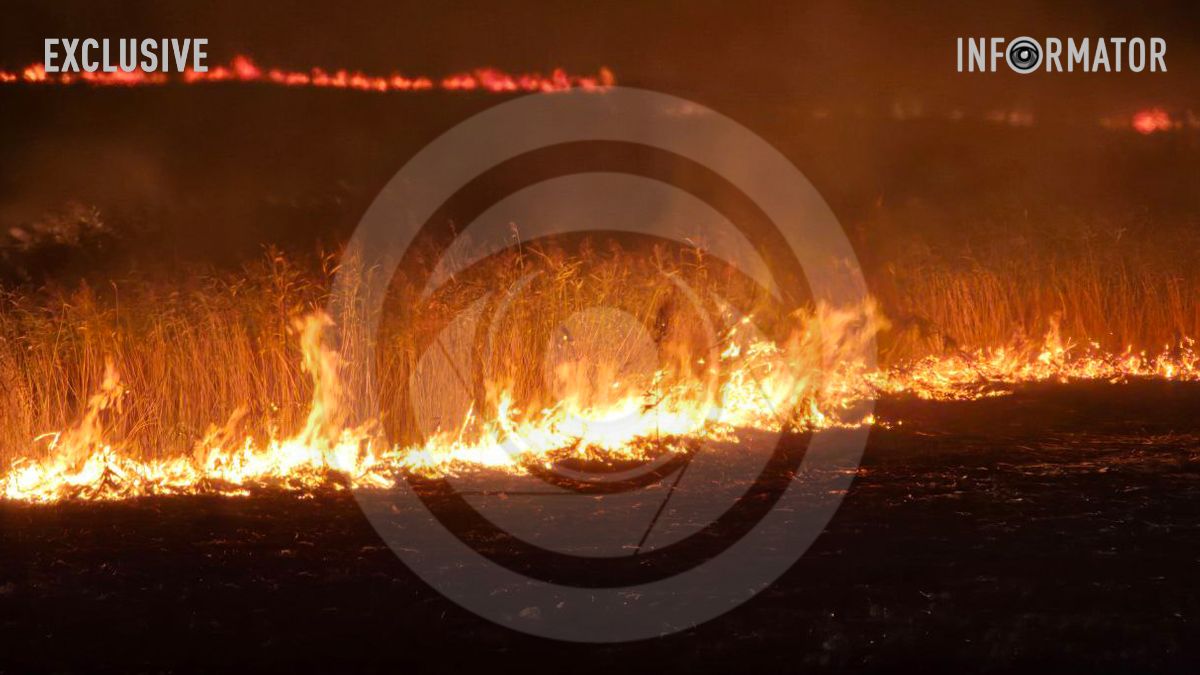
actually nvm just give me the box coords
[1,0,1197,115]
[0,0,1197,274]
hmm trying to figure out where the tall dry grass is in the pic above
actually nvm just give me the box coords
[0,238,779,465]
[0,251,324,463]
[1,219,1197,465]
[865,214,1200,359]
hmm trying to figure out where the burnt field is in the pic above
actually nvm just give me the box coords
[1,381,1196,673]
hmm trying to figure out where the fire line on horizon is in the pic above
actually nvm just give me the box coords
[0,53,616,93]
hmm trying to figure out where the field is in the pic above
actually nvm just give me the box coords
[0,84,1198,670]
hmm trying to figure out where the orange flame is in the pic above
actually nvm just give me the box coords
[0,54,614,93]
[0,305,882,502]
[4,301,1200,504]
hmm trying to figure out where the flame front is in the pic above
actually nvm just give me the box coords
[4,300,1199,504]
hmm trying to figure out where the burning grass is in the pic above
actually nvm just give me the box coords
[2,54,614,93]
[1,232,1198,502]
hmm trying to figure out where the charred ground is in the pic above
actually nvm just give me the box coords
[0,381,1196,673]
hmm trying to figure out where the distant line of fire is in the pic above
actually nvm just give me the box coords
[880,101,1182,135]
[0,54,1184,134]
[0,54,615,93]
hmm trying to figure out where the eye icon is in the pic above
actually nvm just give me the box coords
[1006,37,1042,74]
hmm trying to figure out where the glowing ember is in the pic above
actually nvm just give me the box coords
[0,54,615,93]
[1131,107,1172,134]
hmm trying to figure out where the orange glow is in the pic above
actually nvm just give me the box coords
[1131,107,1172,134]
[0,54,614,93]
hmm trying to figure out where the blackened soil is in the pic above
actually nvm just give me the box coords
[1,381,1198,673]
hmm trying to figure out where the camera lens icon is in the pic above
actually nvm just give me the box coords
[1006,37,1042,74]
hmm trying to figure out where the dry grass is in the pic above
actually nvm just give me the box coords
[1,218,1197,465]
[0,238,778,464]
[0,251,324,463]
[866,214,1200,359]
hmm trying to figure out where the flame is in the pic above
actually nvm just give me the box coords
[0,304,882,502]
[0,54,614,93]
[4,299,1199,504]
[871,317,1200,400]
[1132,107,1172,135]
